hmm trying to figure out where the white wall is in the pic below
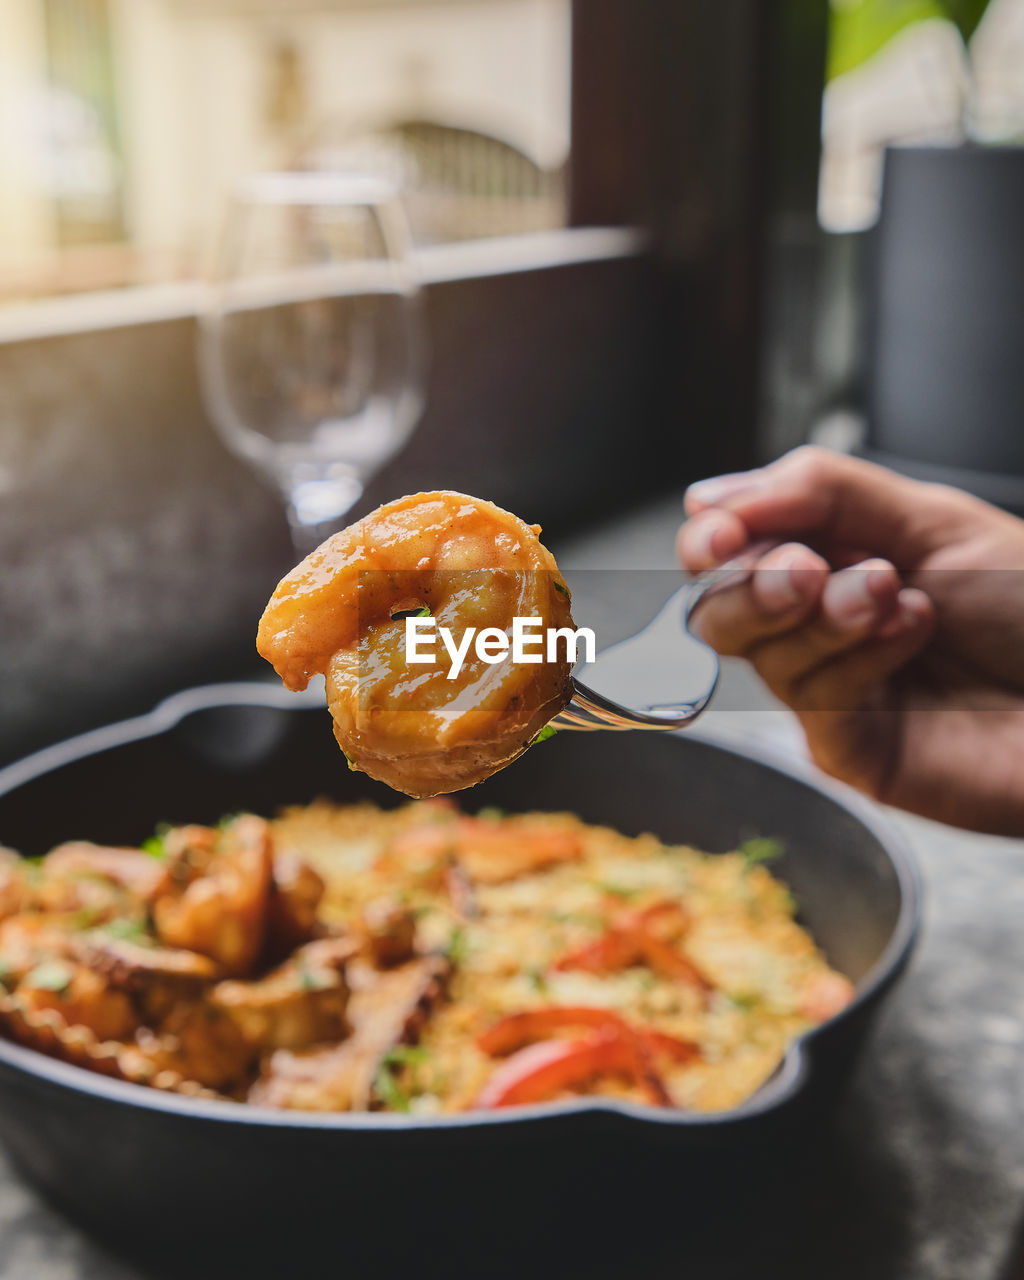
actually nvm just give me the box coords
[0,0,570,291]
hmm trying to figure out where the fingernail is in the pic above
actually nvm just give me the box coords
[877,590,929,639]
[688,511,745,565]
[686,469,765,509]
[758,551,811,612]
[829,571,876,626]
[876,607,910,640]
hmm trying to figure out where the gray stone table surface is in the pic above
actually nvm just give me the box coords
[0,494,1022,1278]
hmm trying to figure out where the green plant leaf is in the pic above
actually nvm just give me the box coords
[827,0,948,80]
[938,0,991,44]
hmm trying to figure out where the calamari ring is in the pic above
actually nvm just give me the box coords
[257,492,575,797]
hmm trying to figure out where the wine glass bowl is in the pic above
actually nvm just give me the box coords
[200,172,425,554]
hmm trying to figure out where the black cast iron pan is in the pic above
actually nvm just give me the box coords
[0,683,920,1276]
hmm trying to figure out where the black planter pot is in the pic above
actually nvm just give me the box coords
[865,144,1024,495]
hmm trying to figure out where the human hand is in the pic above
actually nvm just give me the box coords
[678,447,1024,834]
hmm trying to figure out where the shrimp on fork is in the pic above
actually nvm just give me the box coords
[257,492,575,797]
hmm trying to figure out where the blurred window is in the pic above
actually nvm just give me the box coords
[819,0,1024,232]
[0,0,570,301]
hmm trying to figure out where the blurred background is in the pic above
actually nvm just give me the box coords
[1,0,1024,764]
[3,7,1024,1277]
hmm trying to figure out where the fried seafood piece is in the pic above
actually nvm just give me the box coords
[249,955,448,1110]
[122,1003,253,1092]
[152,816,273,976]
[359,898,418,968]
[83,937,220,990]
[264,851,326,961]
[155,825,324,966]
[256,492,575,798]
[0,849,27,921]
[35,843,167,921]
[80,936,220,1023]
[15,962,138,1042]
[210,937,355,1051]
[0,915,81,981]
[119,938,356,1092]
[161,825,219,880]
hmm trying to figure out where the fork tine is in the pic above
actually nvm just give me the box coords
[551,679,703,733]
[550,703,606,731]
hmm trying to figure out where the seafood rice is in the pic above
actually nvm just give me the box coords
[0,800,853,1114]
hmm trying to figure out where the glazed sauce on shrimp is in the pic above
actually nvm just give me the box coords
[257,493,575,797]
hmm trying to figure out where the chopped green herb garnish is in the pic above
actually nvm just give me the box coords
[141,836,165,858]
[373,1063,411,1112]
[24,961,73,995]
[596,882,641,901]
[532,724,557,746]
[444,926,468,967]
[738,837,784,872]
[383,1045,430,1069]
[477,806,506,822]
[68,906,106,931]
[553,581,570,597]
[546,910,606,930]
[728,992,762,1012]
[416,605,431,617]
[779,888,800,915]
[527,967,551,995]
[297,962,329,992]
[375,1045,432,1111]
[98,916,150,944]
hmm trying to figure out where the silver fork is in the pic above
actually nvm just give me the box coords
[550,540,779,732]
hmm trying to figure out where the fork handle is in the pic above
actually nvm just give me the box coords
[683,538,785,628]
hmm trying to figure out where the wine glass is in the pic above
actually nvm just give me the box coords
[199,172,425,556]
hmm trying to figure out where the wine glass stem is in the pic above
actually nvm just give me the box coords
[285,473,364,558]
[286,515,343,558]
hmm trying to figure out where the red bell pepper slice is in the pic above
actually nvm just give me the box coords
[632,933,712,993]
[642,1028,702,1066]
[551,930,639,974]
[553,924,712,998]
[477,1006,630,1057]
[476,1032,630,1108]
[476,1007,699,1108]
